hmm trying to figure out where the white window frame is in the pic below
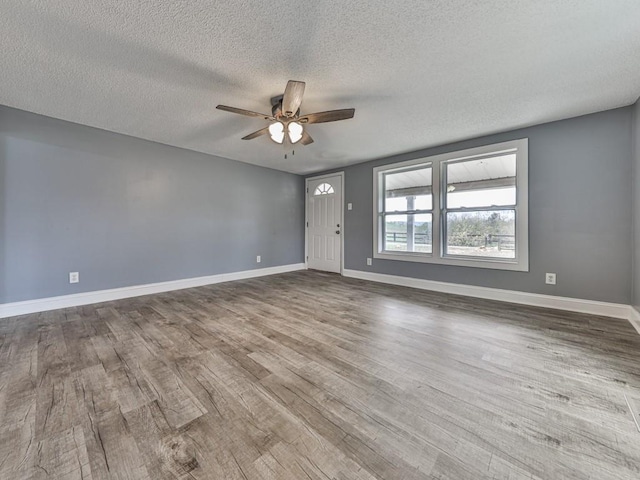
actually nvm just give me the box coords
[373,139,528,271]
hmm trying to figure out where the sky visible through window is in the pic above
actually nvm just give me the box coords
[385,187,515,211]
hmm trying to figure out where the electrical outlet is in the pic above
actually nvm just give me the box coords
[545,273,556,285]
[348,203,353,210]
[366,258,372,266]
[69,272,79,284]
[256,255,261,263]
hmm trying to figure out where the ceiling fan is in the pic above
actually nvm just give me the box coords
[216,80,355,146]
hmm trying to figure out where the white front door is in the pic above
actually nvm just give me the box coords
[307,174,342,273]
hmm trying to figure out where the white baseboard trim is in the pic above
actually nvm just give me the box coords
[343,269,633,321]
[629,307,640,335]
[0,263,306,319]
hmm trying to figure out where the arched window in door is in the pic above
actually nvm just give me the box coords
[314,183,335,195]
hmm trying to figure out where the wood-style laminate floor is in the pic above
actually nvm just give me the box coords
[1,271,640,479]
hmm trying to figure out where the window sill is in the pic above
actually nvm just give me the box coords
[373,250,528,272]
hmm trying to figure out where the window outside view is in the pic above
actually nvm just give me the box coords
[382,154,517,259]
[444,205,515,258]
[383,166,433,253]
[384,211,433,253]
[444,154,516,258]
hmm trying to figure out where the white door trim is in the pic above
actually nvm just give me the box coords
[305,172,345,275]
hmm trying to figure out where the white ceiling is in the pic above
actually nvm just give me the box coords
[1,1,639,175]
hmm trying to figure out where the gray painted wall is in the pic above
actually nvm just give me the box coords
[313,107,633,304]
[633,100,640,311]
[0,106,304,303]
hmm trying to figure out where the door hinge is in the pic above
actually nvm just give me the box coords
[306,221,308,227]
[306,187,309,193]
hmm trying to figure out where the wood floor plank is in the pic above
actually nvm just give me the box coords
[1,271,640,479]
[124,401,220,479]
[27,426,93,480]
[74,363,150,479]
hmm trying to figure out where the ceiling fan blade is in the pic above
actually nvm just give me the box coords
[298,108,355,124]
[300,131,314,145]
[281,80,306,117]
[241,126,270,140]
[216,105,273,120]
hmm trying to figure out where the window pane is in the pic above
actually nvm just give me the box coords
[414,194,432,210]
[384,166,432,212]
[447,187,515,209]
[314,183,334,195]
[384,214,432,253]
[445,210,515,259]
[446,154,516,208]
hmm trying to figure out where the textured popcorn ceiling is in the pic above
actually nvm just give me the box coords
[1,1,639,174]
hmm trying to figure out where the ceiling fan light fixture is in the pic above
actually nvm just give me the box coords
[217,80,355,149]
[268,121,285,144]
[288,122,303,144]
